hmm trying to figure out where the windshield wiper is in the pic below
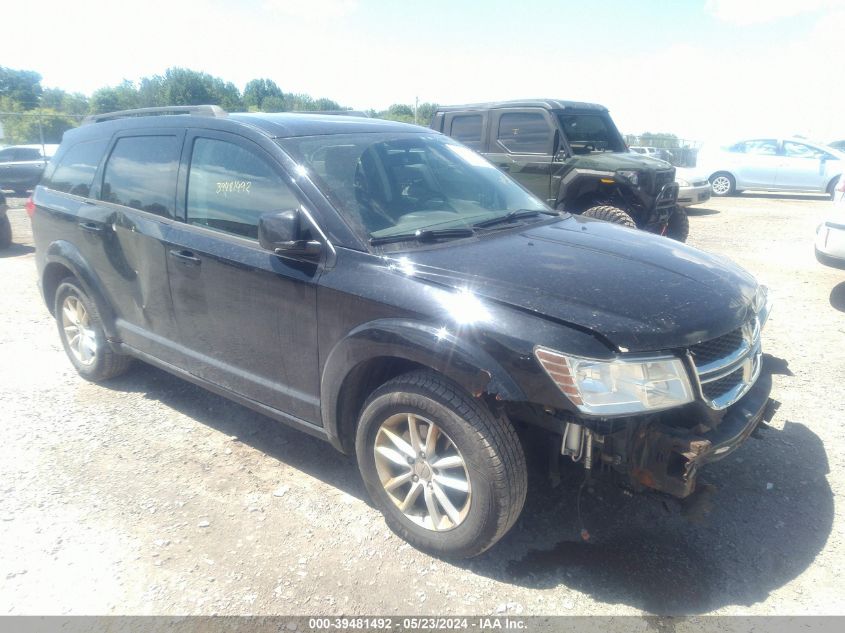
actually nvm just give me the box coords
[473,209,557,229]
[369,227,475,246]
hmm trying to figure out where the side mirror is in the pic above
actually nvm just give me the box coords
[258,209,322,259]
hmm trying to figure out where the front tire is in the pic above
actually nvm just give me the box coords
[666,206,690,242]
[0,214,11,249]
[581,205,636,228]
[54,279,132,382]
[355,370,527,558]
[710,172,735,197]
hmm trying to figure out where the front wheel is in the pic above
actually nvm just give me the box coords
[0,214,11,249]
[581,205,636,228]
[710,173,735,197]
[666,206,690,242]
[355,370,527,558]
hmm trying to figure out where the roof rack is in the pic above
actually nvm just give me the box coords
[82,105,228,125]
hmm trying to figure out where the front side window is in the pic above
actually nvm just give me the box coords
[450,115,483,149]
[101,136,180,217]
[743,139,778,156]
[497,112,552,154]
[0,148,15,162]
[557,113,625,154]
[187,137,300,239]
[279,133,547,245]
[45,139,108,197]
[16,148,42,161]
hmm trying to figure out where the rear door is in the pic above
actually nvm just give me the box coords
[86,131,183,360]
[777,141,831,191]
[0,147,46,191]
[165,130,321,423]
[484,109,555,203]
[442,112,487,152]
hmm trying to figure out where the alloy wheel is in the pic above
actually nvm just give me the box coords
[711,175,732,195]
[373,413,471,531]
[61,295,97,366]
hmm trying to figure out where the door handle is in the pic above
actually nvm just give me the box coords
[169,249,201,265]
[78,222,103,233]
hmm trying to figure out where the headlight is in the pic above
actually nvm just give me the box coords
[676,178,690,187]
[616,170,639,185]
[535,347,694,416]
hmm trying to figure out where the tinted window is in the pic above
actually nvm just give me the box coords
[101,136,180,217]
[0,148,15,162]
[450,115,483,148]
[187,137,299,239]
[783,141,824,159]
[743,139,778,156]
[45,139,108,197]
[15,148,42,161]
[497,113,552,154]
[557,113,625,153]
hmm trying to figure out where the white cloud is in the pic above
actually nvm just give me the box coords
[705,0,845,25]
[263,0,359,20]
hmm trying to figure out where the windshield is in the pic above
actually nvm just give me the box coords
[556,113,626,154]
[277,133,548,243]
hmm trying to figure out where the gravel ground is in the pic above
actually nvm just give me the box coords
[1,192,843,618]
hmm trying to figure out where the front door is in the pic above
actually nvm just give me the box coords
[777,141,829,191]
[166,131,322,424]
[484,109,554,204]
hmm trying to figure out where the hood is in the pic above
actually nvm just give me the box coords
[568,151,672,172]
[391,216,758,352]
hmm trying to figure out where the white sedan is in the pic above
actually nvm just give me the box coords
[675,167,711,207]
[816,174,845,269]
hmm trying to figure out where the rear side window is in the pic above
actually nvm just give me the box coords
[101,136,180,218]
[450,115,483,149]
[15,148,42,160]
[497,112,552,154]
[743,139,778,156]
[186,137,299,239]
[45,139,108,197]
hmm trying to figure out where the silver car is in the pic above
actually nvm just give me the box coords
[816,174,845,270]
[675,167,711,207]
[697,138,844,198]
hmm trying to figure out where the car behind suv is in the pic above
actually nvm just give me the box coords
[431,100,688,241]
[32,106,775,557]
[0,143,59,195]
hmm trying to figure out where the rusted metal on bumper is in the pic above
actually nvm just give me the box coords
[628,365,775,498]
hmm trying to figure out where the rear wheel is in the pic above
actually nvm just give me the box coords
[0,214,11,249]
[710,172,735,197]
[666,206,690,242]
[828,177,840,201]
[355,370,527,558]
[581,205,636,228]
[54,279,132,382]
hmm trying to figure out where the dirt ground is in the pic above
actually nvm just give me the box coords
[1,192,844,619]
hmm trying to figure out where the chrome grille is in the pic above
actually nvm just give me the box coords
[690,316,763,410]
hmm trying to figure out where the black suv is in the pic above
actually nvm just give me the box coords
[32,106,774,558]
[431,100,688,241]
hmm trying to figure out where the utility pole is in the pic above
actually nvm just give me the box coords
[414,96,419,125]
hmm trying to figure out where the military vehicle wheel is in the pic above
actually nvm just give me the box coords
[582,205,636,228]
[666,206,689,242]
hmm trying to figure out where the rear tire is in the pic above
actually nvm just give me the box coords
[355,370,527,558]
[710,172,735,197]
[54,279,133,382]
[581,205,636,228]
[0,214,11,249]
[828,177,840,201]
[666,206,690,242]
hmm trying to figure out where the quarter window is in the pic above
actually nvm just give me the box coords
[44,139,108,197]
[186,137,299,239]
[497,112,552,154]
[101,136,180,217]
[450,115,483,149]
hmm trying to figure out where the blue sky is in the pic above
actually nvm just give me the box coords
[3,0,843,142]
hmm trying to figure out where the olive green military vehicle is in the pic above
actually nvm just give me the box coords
[431,100,687,241]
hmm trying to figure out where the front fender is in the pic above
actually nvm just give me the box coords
[44,240,120,340]
[320,318,526,451]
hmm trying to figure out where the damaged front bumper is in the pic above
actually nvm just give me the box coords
[625,360,778,498]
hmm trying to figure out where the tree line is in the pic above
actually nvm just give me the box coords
[0,66,438,144]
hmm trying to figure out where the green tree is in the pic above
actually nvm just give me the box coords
[260,95,288,112]
[0,67,43,109]
[244,78,283,110]
[91,80,140,113]
[313,97,341,111]
[0,108,76,144]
